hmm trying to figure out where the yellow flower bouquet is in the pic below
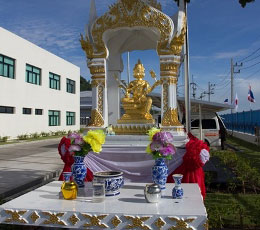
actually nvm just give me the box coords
[67,130,106,156]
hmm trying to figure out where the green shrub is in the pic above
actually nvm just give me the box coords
[17,134,28,140]
[31,132,40,139]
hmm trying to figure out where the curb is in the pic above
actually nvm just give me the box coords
[0,137,61,149]
[0,168,63,203]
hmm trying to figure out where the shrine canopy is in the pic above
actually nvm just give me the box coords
[83,0,186,59]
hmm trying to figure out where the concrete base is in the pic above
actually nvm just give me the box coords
[104,134,187,148]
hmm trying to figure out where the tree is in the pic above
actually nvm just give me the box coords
[80,76,92,91]
[239,0,255,7]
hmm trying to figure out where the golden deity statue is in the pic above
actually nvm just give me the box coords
[116,59,161,124]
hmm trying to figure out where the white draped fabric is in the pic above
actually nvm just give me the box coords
[84,147,186,182]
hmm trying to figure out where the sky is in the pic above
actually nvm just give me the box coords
[0,0,259,112]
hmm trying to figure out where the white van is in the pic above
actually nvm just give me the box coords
[190,112,221,148]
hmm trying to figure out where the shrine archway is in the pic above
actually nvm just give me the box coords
[81,0,186,133]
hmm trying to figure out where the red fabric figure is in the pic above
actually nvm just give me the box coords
[58,137,74,181]
[167,133,210,199]
[58,136,94,181]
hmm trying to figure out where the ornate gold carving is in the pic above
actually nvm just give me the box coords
[80,33,106,59]
[160,63,179,77]
[4,210,27,224]
[91,79,105,88]
[41,212,66,226]
[88,109,104,127]
[98,85,104,114]
[168,217,195,230]
[30,211,40,223]
[158,15,186,56]
[154,217,166,229]
[111,215,122,227]
[69,214,80,226]
[163,83,168,113]
[162,108,182,126]
[124,215,151,230]
[82,214,108,228]
[89,65,105,75]
[84,0,173,59]
[113,125,154,135]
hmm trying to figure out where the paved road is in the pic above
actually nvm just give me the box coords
[0,139,63,200]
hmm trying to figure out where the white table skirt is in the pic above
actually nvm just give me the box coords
[0,181,208,230]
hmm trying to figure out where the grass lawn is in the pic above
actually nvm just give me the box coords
[205,193,260,229]
[205,135,260,229]
[226,135,260,173]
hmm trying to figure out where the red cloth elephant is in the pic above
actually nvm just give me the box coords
[167,133,210,199]
[58,136,93,181]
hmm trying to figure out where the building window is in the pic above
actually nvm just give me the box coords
[23,108,32,115]
[35,109,43,115]
[66,112,75,125]
[0,54,15,79]
[49,73,60,90]
[49,110,60,126]
[26,64,41,85]
[67,78,75,94]
[0,106,14,114]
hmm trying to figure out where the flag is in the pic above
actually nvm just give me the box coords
[224,98,228,104]
[234,93,238,111]
[248,86,255,103]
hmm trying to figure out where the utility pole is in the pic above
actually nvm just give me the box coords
[198,92,206,100]
[190,75,197,99]
[203,82,215,102]
[230,58,242,135]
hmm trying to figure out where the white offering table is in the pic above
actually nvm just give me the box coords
[0,181,208,230]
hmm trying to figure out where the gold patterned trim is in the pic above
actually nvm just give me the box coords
[41,212,66,226]
[111,215,122,228]
[163,83,168,113]
[113,125,153,135]
[124,215,151,230]
[30,211,40,223]
[4,210,27,224]
[160,63,179,77]
[168,217,195,230]
[154,217,166,229]
[81,214,108,228]
[98,85,104,115]
[88,109,104,127]
[161,77,178,84]
[89,65,105,75]
[162,108,182,126]
[69,214,80,226]
[91,79,105,88]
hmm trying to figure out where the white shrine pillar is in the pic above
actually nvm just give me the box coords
[87,58,108,128]
[160,55,184,134]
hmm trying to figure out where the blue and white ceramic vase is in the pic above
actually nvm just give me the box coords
[71,156,87,188]
[172,174,184,199]
[152,158,168,190]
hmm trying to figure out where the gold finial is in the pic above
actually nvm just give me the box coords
[133,59,145,79]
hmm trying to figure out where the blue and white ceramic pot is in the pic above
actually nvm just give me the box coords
[93,171,124,196]
[152,158,168,190]
[172,174,184,199]
[71,156,87,187]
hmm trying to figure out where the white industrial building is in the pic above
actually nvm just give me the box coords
[0,27,80,139]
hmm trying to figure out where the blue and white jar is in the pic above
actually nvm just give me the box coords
[172,174,184,199]
[152,158,168,190]
[71,156,87,188]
